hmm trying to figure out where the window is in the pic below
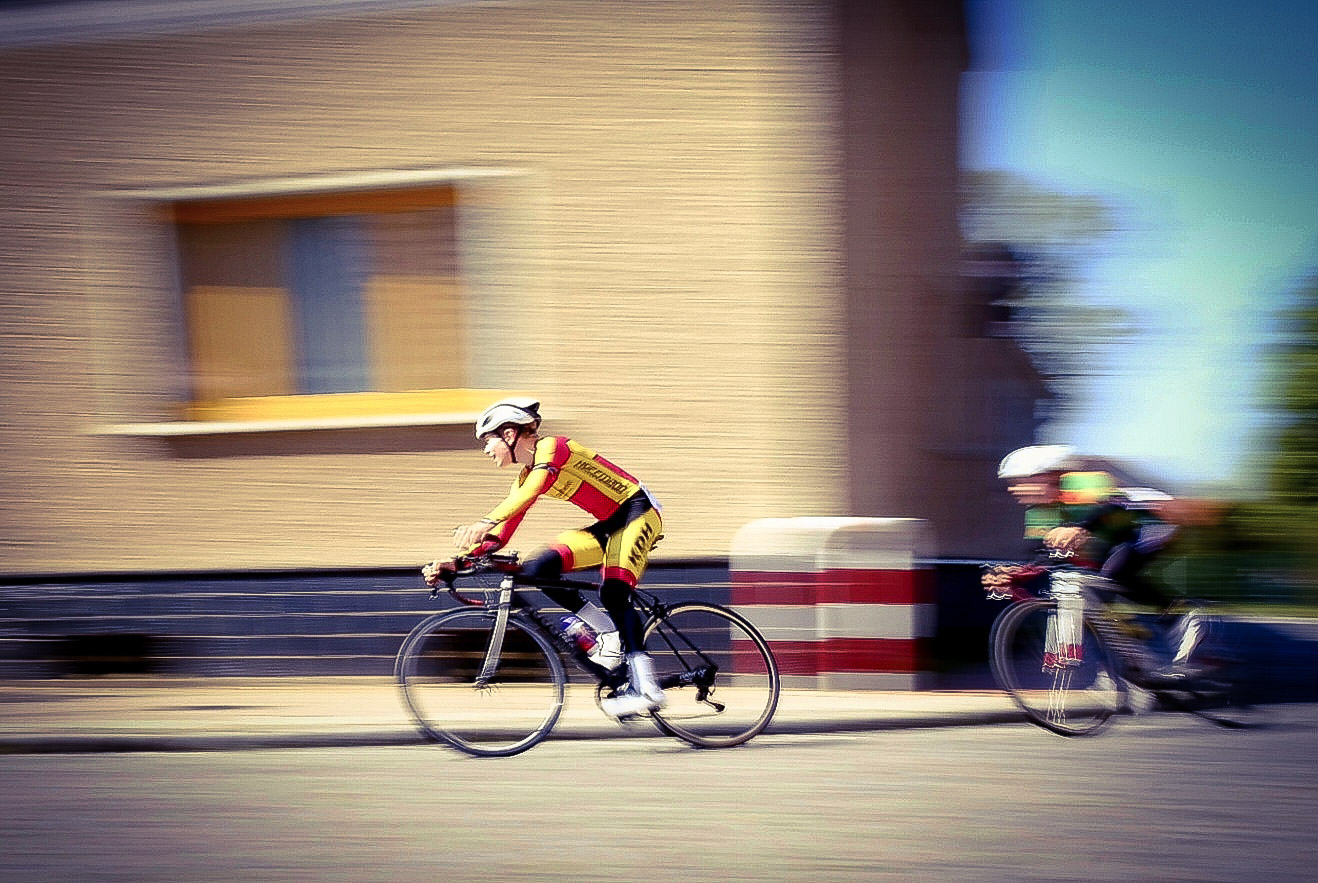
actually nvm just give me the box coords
[171,183,468,422]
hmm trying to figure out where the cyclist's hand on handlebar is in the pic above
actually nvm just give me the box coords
[981,565,1020,591]
[1044,526,1089,555]
[982,563,1047,600]
[422,559,458,587]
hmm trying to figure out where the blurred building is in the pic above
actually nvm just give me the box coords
[0,0,1044,575]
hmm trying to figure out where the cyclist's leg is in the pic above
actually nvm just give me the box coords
[547,500,662,650]
[1168,607,1207,665]
[600,578,645,652]
[1103,533,1203,679]
[597,508,666,715]
[600,505,663,653]
[545,529,643,651]
[522,545,586,612]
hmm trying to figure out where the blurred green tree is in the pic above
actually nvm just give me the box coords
[1267,276,1318,507]
[1239,274,1318,601]
[1126,276,1318,608]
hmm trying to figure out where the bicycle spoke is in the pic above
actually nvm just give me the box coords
[396,609,565,756]
[643,602,780,748]
[991,599,1126,737]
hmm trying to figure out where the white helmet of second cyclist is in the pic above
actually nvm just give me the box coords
[475,397,541,440]
[997,444,1076,480]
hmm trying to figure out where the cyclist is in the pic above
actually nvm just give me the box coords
[996,444,1080,553]
[989,444,1203,682]
[424,397,667,717]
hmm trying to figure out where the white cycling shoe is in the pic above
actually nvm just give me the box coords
[600,653,666,718]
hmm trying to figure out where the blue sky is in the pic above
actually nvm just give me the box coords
[962,0,1318,489]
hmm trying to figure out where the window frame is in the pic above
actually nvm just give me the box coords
[95,168,524,438]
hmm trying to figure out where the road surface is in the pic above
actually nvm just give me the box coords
[2,706,1315,882]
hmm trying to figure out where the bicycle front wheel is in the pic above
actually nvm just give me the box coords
[395,608,565,757]
[643,602,780,748]
[990,598,1127,737]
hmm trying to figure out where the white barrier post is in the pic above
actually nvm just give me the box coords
[729,517,937,690]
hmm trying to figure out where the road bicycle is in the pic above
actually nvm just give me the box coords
[985,560,1255,736]
[394,552,781,756]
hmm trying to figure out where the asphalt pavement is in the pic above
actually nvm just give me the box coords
[0,678,1026,753]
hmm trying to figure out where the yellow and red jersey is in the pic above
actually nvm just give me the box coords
[480,436,644,547]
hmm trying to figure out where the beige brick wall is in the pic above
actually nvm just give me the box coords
[0,1,864,573]
[2,0,1029,575]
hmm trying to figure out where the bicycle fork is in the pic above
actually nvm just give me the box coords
[475,579,517,687]
[1041,609,1080,724]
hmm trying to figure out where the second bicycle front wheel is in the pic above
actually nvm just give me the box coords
[395,608,565,757]
[642,602,780,748]
[990,598,1127,737]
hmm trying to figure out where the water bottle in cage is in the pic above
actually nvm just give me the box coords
[559,615,598,653]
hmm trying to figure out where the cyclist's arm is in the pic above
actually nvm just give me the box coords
[452,519,505,554]
[1045,500,1136,555]
[483,467,554,527]
[455,438,566,554]
[484,438,566,521]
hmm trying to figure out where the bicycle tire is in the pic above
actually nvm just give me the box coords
[642,601,780,748]
[1176,676,1260,729]
[395,608,565,757]
[990,598,1127,737]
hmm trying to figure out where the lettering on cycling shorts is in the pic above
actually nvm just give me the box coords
[628,521,657,570]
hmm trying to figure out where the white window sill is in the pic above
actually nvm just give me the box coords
[92,412,482,437]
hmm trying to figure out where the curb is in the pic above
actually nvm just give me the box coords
[0,709,1029,755]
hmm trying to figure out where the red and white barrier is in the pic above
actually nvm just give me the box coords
[730,517,936,690]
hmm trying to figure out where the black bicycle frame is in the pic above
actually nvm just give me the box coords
[441,563,722,696]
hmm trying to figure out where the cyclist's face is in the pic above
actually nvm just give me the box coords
[482,429,517,467]
[1008,471,1062,506]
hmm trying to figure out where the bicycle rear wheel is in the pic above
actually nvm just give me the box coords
[1177,675,1259,729]
[990,598,1127,737]
[395,608,565,757]
[643,602,780,748]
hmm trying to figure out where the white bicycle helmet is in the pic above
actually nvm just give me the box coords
[997,444,1076,480]
[475,397,541,439]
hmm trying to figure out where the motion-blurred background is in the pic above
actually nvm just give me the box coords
[1,0,1314,677]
